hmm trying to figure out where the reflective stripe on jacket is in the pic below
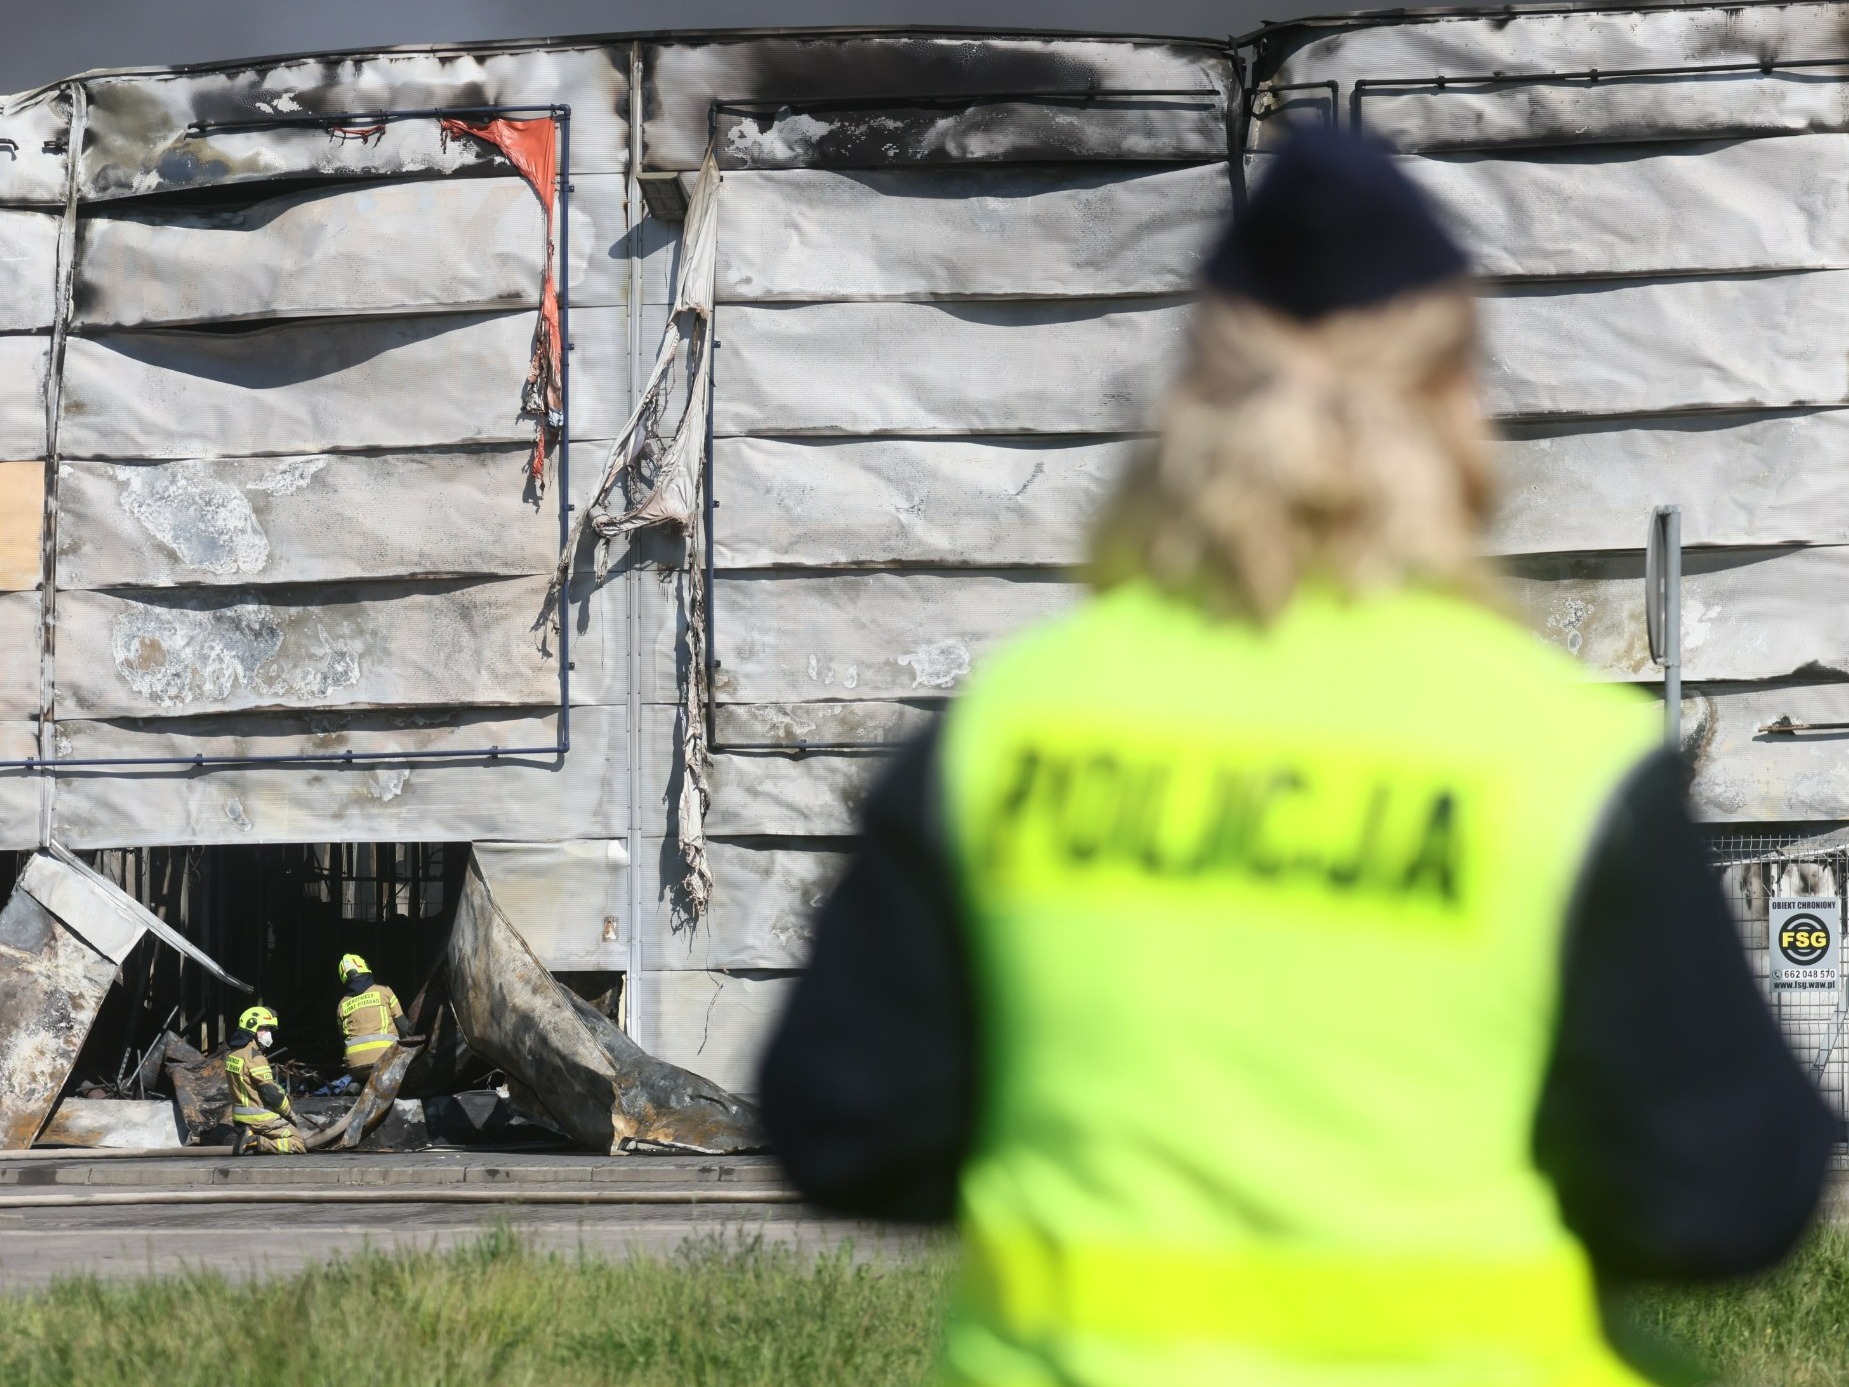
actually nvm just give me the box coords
[934,581,1660,1387]
[224,1040,289,1126]
[338,985,403,1065]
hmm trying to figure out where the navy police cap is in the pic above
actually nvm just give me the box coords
[1205,126,1468,320]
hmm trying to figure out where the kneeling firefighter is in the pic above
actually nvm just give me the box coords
[760,129,1833,1386]
[226,1006,303,1155]
[335,954,413,1082]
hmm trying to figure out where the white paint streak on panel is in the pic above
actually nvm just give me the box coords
[714,299,1187,435]
[0,337,47,460]
[1492,410,1849,556]
[49,705,630,848]
[714,571,1079,702]
[1503,545,1849,683]
[1481,273,1849,419]
[57,579,564,717]
[713,436,1131,567]
[0,209,58,330]
[632,971,796,1097]
[715,164,1227,301]
[1406,138,1849,279]
[58,306,626,459]
[58,451,560,587]
[77,177,549,327]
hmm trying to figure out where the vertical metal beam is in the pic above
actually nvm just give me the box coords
[1646,504,1682,752]
[624,41,648,1048]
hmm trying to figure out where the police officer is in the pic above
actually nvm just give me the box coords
[760,130,1832,1386]
[334,953,413,1083]
[225,1006,303,1155]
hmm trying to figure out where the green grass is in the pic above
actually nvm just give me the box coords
[0,1229,955,1387]
[7,1225,1849,1386]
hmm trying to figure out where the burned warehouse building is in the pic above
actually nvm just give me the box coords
[4,6,1849,1151]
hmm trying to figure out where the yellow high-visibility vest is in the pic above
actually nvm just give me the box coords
[936,580,1660,1387]
[337,985,402,1067]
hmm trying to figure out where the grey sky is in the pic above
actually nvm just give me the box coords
[1,0,1348,95]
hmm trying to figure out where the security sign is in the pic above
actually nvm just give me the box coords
[1770,897,1841,992]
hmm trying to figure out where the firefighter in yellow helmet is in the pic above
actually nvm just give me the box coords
[760,128,1831,1386]
[335,954,411,1083]
[225,1006,303,1155]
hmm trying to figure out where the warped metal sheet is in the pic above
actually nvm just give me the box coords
[473,839,628,970]
[76,177,546,327]
[1481,273,1849,420]
[648,843,848,972]
[447,852,760,1154]
[714,436,1130,568]
[0,590,40,717]
[714,699,938,749]
[645,37,1230,170]
[707,752,885,837]
[0,90,71,205]
[58,306,627,459]
[631,970,798,1099]
[714,571,1080,703]
[1686,682,1849,822]
[1492,410,1849,556]
[714,164,1228,301]
[0,337,47,460]
[0,210,58,330]
[0,888,119,1149]
[1407,137,1849,279]
[1503,545,1849,683]
[79,46,628,201]
[714,300,1188,436]
[0,462,42,592]
[56,578,564,717]
[57,451,558,588]
[47,705,628,848]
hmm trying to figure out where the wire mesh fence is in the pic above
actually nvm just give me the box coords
[1710,831,1849,1165]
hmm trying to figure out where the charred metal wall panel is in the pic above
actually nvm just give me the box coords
[1254,2,1849,824]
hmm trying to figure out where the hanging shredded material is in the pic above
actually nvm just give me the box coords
[542,153,721,919]
[440,116,563,491]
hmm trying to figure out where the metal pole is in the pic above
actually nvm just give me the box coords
[625,42,647,1049]
[1661,505,1682,752]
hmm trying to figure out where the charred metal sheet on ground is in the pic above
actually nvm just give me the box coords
[712,436,1133,568]
[712,570,1080,703]
[716,164,1226,302]
[713,299,1188,436]
[644,37,1229,170]
[76,46,629,201]
[57,451,558,589]
[0,890,119,1150]
[75,177,551,328]
[304,1042,418,1151]
[447,852,762,1154]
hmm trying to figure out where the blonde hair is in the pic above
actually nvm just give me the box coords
[1089,283,1495,623]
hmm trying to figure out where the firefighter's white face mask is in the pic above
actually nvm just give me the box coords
[257,1029,274,1050]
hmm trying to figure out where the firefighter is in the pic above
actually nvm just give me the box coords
[335,953,412,1083]
[225,1006,303,1155]
[760,128,1833,1386]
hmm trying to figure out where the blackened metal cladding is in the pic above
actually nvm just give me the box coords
[0,889,120,1150]
[303,1042,419,1151]
[446,852,762,1154]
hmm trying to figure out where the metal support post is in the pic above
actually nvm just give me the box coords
[1646,505,1682,752]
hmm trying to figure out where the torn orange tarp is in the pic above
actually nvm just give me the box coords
[441,117,562,489]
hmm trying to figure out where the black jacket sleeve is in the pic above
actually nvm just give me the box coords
[759,722,972,1223]
[1534,749,1834,1282]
